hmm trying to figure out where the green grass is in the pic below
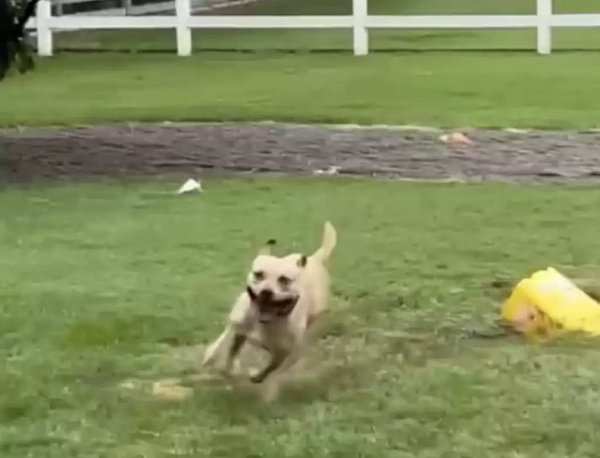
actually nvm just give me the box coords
[5,0,600,129]
[3,52,600,128]
[3,177,600,457]
[53,0,600,52]
[4,2,600,454]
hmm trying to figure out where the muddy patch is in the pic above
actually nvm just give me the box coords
[3,123,600,182]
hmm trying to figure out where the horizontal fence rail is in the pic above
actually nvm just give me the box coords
[24,0,600,57]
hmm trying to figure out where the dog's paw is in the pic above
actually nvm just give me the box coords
[248,367,265,384]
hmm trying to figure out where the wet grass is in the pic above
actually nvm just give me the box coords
[3,177,600,456]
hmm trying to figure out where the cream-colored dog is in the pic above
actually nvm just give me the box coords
[202,221,337,402]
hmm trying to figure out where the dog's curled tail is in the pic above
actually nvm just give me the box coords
[311,221,337,264]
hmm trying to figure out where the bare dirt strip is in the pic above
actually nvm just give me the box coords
[2,123,600,182]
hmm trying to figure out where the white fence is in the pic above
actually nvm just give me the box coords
[25,0,600,57]
[52,0,196,18]
[50,0,260,19]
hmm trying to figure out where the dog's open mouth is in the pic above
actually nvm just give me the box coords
[259,297,299,319]
[247,288,299,321]
[267,296,298,315]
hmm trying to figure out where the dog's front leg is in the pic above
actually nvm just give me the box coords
[258,342,308,403]
[249,349,287,384]
[224,333,247,375]
[256,321,314,403]
[268,316,315,376]
[221,292,257,375]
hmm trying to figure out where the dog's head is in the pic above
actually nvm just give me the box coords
[246,240,306,323]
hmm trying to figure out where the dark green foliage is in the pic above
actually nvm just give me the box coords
[0,0,38,81]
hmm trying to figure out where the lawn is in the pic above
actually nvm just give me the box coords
[4,1,600,455]
[3,52,600,128]
[3,177,600,457]
[52,0,600,52]
[3,0,600,129]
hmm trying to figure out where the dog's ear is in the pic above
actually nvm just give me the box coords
[297,255,307,268]
[258,238,277,255]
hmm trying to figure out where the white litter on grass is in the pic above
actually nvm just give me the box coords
[313,166,341,176]
[177,178,203,194]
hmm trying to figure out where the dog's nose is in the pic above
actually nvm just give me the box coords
[258,289,274,301]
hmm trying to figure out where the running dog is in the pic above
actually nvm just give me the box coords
[202,221,337,402]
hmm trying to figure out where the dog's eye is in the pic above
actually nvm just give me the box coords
[278,275,292,286]
[253,271,265,281]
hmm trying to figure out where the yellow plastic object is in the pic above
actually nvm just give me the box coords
[501,267,600,337]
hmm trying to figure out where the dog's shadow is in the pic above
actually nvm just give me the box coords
[185,346,358,421]
[179,314,359,420]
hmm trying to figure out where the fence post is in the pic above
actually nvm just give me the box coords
[123,0,132,16]
[175,0,192,56]
[36,0,53,56]
[536,0,552,55]
[352,0,368,56]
